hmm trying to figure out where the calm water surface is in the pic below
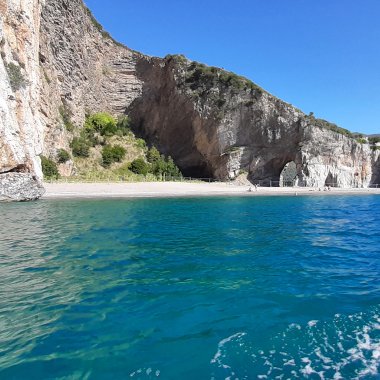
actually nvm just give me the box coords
[0,195,379,379]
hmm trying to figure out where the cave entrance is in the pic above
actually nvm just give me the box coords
[250,157,297,187]
[280,161,297,187]
[325,172,338,187]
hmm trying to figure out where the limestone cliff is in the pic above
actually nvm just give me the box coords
[38,0,142,161]
[128,56,376,187]
[0,0,45,199]
[0,0,379,200]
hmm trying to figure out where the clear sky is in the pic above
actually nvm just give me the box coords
[85,0,380,134]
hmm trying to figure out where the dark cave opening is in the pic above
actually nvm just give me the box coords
[250,157,296,186]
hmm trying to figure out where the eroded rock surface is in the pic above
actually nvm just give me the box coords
[0,173,45,201]
[39,0,143,158]
[128,56,376,187]
[0,0,44,179]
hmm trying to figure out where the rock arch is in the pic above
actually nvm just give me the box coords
[280,161,298,187]
[325,172,338,187]
[249,155,305,186]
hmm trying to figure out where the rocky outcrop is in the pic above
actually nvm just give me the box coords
[0,173,45,201]
[371,151,380,186]
[0,0,44,198]
[128,56,376,187]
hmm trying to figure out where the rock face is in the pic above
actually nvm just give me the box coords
[128,56,376,187]
[0,0,44,199]
[0,0,379,199]
[38,0,142,158]
[0,173,45,201]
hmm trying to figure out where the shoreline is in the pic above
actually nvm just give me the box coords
[42,182,380,200]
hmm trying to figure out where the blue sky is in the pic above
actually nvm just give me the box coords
[85,0,380,134]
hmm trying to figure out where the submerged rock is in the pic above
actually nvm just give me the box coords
[0,173,45,202]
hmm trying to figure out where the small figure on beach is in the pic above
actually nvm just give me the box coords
[248,186,253,192]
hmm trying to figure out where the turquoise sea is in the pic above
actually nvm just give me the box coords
[0,195,379,379]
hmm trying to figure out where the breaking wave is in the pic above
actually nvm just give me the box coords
[211,307,380,379]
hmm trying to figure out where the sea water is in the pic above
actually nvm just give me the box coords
[0,195,379,379]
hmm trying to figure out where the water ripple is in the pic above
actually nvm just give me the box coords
[0,196,379,378]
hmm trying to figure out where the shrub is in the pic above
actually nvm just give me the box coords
[57,149,70,163]
[129,158,149,175]
[151,156,167,176]
[135,138,147,150]
[166,156,181,177]
[70,137,90,157]
[184,61,264,96]
[369,136,380,144]
[306,115,353,138]
[117,115,131,135]
[356,138,367,144]
[147,146,161,164]
[102,145,126,167]
[41,155,59,179]
[165,54,188,64]
[79,128,102,147]
[85,113,118,136]
[6,62,28,91]
[147,147,181,177]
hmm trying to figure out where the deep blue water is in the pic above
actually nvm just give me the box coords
[0,195,379,379]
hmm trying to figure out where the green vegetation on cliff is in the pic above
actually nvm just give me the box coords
[41,155,59,179]
[101,145,126,167]
[184,61,263,94]
[59,112,183,181]
[369,136,380,144]
[165,55,264,97]
[166,56,364,140]
[57,149,70,163]
[305,114,354,138]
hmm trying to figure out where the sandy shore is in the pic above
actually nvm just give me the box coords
[42,182,380,199]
